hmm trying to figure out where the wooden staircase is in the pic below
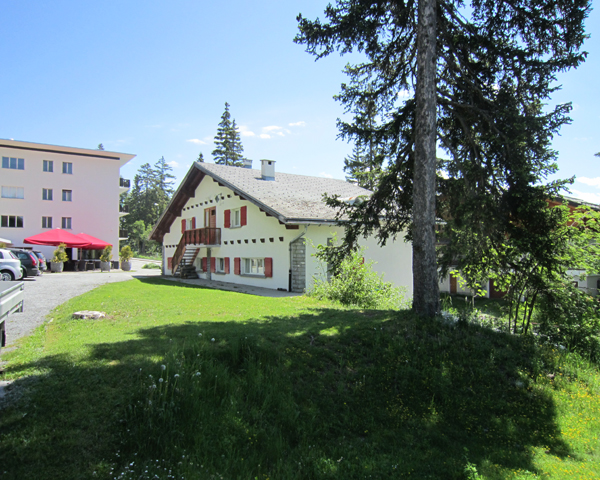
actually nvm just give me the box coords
[174,246,200,278]
[171,227,221,277]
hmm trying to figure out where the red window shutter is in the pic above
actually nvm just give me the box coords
[225,257,230,274]
[265,257,273,278]
[192,217,196,229]
[167,257,173,269]
[210,259,216,273]
[234,257,240,275]
[201,257,207,271]
[181,219,186,233]
[241,206,247,226]
[224,209,231,228]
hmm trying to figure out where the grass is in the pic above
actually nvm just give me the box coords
[0,278,599,479]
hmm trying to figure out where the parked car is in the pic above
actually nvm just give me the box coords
[0,248,24,281]
[8,248,41,278]
[32,250,47,272]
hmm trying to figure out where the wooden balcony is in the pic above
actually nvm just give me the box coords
[172,227,221,276]
[181,227,221,246]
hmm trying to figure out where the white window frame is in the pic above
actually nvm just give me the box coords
[62,189,72,202]
[215,257,226,273]
[1,186,24,199]
[62,162,73,174]
[231,208,241,228]
[242,257,264,276]
[43,160,53,172]
[61,217,72,229]
[42,216,53,229]
[43,188,53,201]
[1,215,24,228]
[2,157,24,170]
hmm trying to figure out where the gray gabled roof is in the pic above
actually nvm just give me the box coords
[197,162,371,222]
[150,162,371,242]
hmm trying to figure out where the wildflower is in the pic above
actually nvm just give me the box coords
[198,333,202,337]
[159,378,164,383]
[194,372,201,377]
[174,374,180,378]
[161,365,166,371]
[211,338,215,342]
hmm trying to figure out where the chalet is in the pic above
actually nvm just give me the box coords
[150,160,413,294]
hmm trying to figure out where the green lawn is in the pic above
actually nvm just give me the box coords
[0,278,598,479]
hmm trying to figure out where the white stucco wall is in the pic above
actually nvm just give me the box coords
[0,141,133,260]
[162,175,414,297]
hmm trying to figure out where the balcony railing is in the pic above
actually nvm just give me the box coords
[119,229,128,238]
[119,204,129,213]
[120,178,131,188]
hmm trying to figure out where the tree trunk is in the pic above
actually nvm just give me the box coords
[412,0,439,316]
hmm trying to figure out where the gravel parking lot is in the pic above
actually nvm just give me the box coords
[2,259,162,349]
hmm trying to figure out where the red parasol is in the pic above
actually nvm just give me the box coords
[75,233,112,250]
[23,228,92,248]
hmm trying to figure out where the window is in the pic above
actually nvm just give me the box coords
[62,189,72,202]
[43,188,53,201]
[2,157,24,170]
[61,217,72,229]
[62,162,73,174]
[243,258,264,275]
[43,160,53,172]
[1,186,24,199]
[231,208,241,227]
[1,215,24,228]
[215,257,230,273]
[42,216,53,229]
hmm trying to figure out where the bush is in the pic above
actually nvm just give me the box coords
[51,243,68,263]
[536,281,600,360]
[309,246,408,309]
[100,245,112,262]
[120,245,133,262]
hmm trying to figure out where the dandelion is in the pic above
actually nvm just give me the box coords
[174,374,180,378]
[161,365,166,371]
[159,378,164,383]
[198,333,202,337]
[211,338,215,342]
[194,372,201,377]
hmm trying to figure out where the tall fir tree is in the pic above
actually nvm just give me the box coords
[296,0,591,316]
[197,152,205,163]
[212,102,246,167]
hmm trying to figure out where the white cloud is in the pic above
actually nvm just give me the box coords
[398,90,412,99]
[570,189,600,204]
[576,177,600,188]
[238,125,255,137]
[263,125,283,132]
[259,133,271,139]
[168,161,179,168]
[289,121,306,127]
[319,172,333,178]
[187,139,206,145]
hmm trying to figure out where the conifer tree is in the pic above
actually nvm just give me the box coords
[296,0,591,316]
[197,152,205,163]
[212,102,246,167]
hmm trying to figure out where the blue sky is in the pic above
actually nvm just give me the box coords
[1,1,598,202]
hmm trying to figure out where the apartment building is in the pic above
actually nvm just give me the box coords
[0,139,135,260]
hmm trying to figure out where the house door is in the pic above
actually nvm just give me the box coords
[204,207,216,228]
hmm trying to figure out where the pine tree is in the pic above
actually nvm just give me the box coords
[212,102,246,167]
[97,143,104,150]
[197,152,205,163]
[296,0,591,316]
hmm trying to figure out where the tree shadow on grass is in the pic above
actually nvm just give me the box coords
[0,279,574,479]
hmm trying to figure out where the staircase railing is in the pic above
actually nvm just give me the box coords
[171,227,221,275]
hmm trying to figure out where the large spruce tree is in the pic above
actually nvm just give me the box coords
[296,0,591,316]
[212,102,246,167]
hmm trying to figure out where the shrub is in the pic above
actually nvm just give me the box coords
[310,245,408,309]
[142,263,161,269]
[120,245,133,262]
[51,243,68,263]
[536,281,600,360]
[100,245,112,262]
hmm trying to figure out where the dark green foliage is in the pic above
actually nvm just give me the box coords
[121,158,176,254]
[537,282,600,361]
[97,143,104,150]
[295,0,592,312]
[197,151,205,163]
[212,102,246,167]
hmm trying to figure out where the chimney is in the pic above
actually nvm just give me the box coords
[242,158,252,169]
[261,159,276,181]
